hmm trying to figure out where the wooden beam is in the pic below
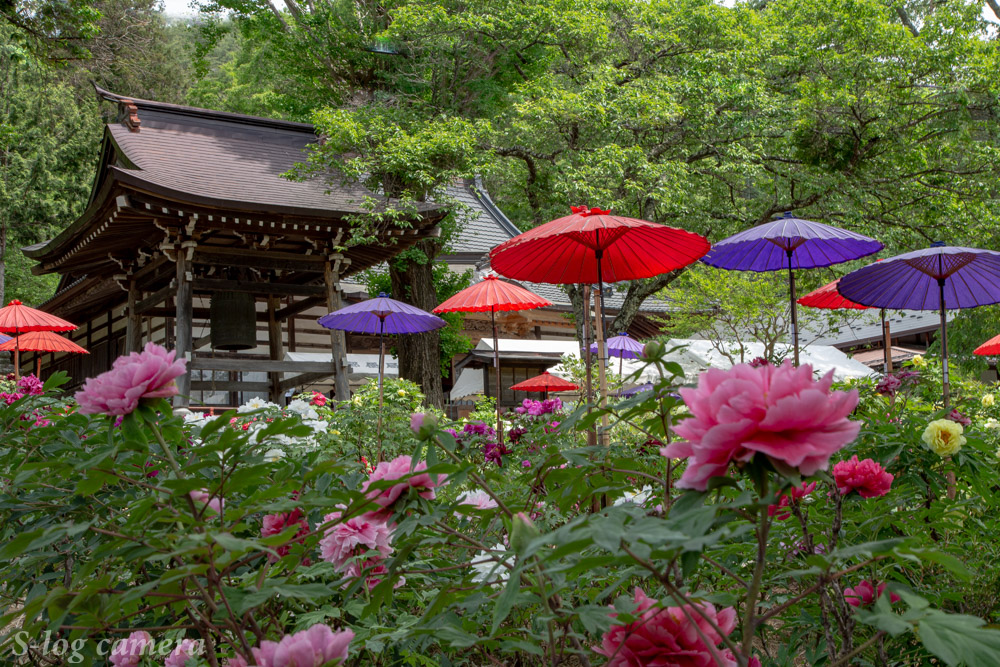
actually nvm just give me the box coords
[189,358,336,373]
[191,380,271,393]
[125,280,142,353]
[192,278,325,298]
[174,248,193,407]
[324,260,350,400]
[192,247,327,273]
[275,295,327,322]
[135,282,177,315]
[279,371,335,393]
[267,295,284,404]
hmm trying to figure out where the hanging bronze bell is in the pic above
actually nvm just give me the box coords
[210,291,257,350]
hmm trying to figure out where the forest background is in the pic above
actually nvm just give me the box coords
[7,0,1000,392]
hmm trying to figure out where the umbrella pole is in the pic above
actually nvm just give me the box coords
[881,309,892,374]
[787,250,799,366]
[939,279,949,409]
[594,252,610,447]
[14,339,19,381]
[582,285,596,448]
[492,309,503,446]
[36,355,41,379]
[377,319,385,461]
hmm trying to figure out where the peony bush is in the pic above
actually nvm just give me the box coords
[0,344,999,665]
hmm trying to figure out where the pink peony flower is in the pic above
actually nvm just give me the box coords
[75,343,186,416]
[767,481,817,521]
[361,455,446,519]
[223,657,249,667]
[318,509,394,575]
[455,489,498,512]
[109,631,153,667]
[164,638,201,667]
[844,580,901,608]
[190,489,224,515]
[662,362,860,491]
[16,374,44,396]
[262,508,311,563]
[876,374,901,397]
[594,587,739,667]
[947,408,971,427]
[310,391,327,407]
[833,456,894,498]
[251,624,353,667]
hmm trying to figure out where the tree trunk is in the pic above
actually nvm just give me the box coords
[0,222,6,305]
[388,239,444,408]
[568,270,686,342]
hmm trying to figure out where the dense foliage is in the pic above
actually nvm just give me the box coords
[3,344,1000,665]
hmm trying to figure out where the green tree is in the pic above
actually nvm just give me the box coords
[0,35,98,305]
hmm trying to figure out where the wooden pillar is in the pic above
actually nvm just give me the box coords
[324,258,350,401]
[174,244,193,407]
[126,280,142,353]
[267,296,284,404]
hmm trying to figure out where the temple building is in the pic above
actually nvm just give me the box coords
[23,89,672,410]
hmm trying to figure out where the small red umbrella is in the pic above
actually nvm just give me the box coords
[510,371,579,400]
[797,279,868,311]
[974,334,1000,356]
[798,265,893,372]
[0,330,89,377]
[490,206,709,433]
[435,275,551,443]
[0,300,77,380]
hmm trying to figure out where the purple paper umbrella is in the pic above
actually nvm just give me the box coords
[702,213,883,365]
[590,332,645,376]
[838,244,1000,406]
[318,293,445,447]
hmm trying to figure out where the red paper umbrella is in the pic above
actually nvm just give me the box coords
[510,371,579,393]
[0,299,77,333]
[0,331,88,354]
[797,278,869,310]
[490,206,709,423]
[436,275,551,444]
[0,300,77,380]
[490,206,710,285]
[974,334,1000,356]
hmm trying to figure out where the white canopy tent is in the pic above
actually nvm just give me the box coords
[450,337,875,401]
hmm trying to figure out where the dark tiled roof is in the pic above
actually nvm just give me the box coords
[807,310,948,348]
[102,94,438,218]
[446,178,522,254]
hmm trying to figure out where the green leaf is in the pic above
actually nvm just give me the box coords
[491,568,522,635]
[918,610,1000,666]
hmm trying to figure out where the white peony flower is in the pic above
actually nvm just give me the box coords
[456,489,499,513]
[470,544,512,586]
[304,419,328,434]
[238,397,274,413]
[287,399,319,420]
[613,485,653,508]
[985,418,1000,430]
[263,448,285,462]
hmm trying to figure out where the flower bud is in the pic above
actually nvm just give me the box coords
[410,412,439,439]
[510,511,540,552]
[642,340,664,360]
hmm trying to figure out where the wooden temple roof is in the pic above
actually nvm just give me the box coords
[24,87,445,301]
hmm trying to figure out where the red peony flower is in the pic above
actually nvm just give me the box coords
[662,362,860,490]
[262,508,311,563]
[767,481,817,520]
[310,391,327,407]
[833,455,893,498]
[844,580,900,607]
[594,587,740,667]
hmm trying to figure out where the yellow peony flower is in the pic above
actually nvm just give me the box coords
[911,355,926,367]
[397,389,407,397]
[922,419,965,457]
[983,393,996,407]
[332,429,341,436]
